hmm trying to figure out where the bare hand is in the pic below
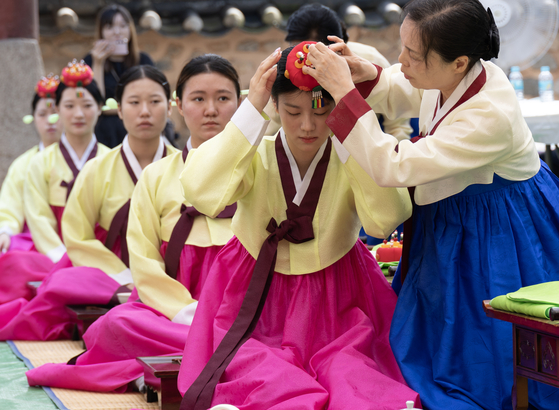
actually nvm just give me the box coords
[0,233,11,254]
[326,36,379,84]
[304,42,355,104]
[91,40,115,64]
[247,48,281,113]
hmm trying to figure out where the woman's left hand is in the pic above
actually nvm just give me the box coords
[304,42,355,104]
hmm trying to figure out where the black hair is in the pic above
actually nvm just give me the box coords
[55,79,104,106]
[31,93,42,113]
[176,54,240,101]
[403,0,500,70]
[115,65,171,103]
[285,3,344,44]
[271,46,333,104]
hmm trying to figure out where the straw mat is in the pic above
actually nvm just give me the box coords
[9,340,158,410]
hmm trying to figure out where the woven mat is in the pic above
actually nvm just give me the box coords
[9,340,158,410]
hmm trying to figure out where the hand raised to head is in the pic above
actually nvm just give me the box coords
[303,42,355,104]
[247,48,281,113]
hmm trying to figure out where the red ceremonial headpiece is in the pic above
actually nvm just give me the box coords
[284,41,324,108]
[61,59,94,97]
[35,74,60,107]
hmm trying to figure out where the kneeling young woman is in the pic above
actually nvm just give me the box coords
[177,45,420,409]
[0,76,62,304]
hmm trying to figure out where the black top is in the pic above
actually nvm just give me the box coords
[83,52,154,100]
[83,52,154,148]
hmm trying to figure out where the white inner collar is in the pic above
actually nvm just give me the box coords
[39,142,45,151]
[280,129,328,206]
[428,61,483,135]
[186,138,193,151]
[60,133,97,171]
[122,135,165,181]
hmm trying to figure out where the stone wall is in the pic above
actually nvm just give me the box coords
[0,39,44,183]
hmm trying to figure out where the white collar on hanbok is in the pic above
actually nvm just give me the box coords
[186,137,193,151]
[39,142,45,151]
[427,61,484,135]
[280,129,328,206]
[122,135,165,181]
[60,133,97,171]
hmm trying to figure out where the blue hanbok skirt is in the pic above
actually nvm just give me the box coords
[390,160,559,410]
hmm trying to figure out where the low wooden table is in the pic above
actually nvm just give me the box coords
[482,300,559,410]
[65,305,111,345]
[137,355,182,410]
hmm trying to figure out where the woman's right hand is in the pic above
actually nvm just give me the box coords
[91,40,115,64]
[247,48,282,113]
[0,233,11,254]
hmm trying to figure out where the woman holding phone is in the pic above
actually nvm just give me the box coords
[83,4,154,148]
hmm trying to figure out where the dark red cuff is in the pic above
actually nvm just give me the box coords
[354,64,383,99]
[326,88,372,143]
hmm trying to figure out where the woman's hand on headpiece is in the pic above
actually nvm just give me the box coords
[326,36,379,85]
[304,42,355,104]
[248,47,281,113]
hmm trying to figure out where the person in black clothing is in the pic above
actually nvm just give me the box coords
[83,4,154,148]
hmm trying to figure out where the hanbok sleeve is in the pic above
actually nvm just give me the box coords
[332,138,412,239]
[23,152,65,262]
[128,167,196,323]
[62,159,129,279]
[0,155,28,236]
[327,87,512,188]
[181,98,270,217]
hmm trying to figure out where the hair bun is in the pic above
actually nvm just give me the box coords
[483,7,500,60]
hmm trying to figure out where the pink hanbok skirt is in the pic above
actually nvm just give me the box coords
[178,237,421,410]
[26,243,223,392]
[0,226,119,340]
[0,207,66,304]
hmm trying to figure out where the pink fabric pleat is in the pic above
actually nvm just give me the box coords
[0,227,123,340]
[0,250,53,304]
[0,224,111,306]
[26,244,223,392]
[0,265,123,340]
[178,237,421,410]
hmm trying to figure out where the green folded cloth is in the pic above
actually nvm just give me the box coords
[490,281,559,319]
[378,261,399,277]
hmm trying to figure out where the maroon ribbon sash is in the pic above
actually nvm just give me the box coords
[165,146,236,279]
[104,145,167,267]
[399,67,487,284]
[59,142,99,201]
[180,136,331,410]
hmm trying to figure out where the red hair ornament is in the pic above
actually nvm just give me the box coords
[61,59,94,98]
[285,41,325,109]
[36,74,60,108]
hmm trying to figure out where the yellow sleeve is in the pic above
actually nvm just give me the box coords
[333,139,412,239]
[181,98,270,217]
[0,150,34,236]
[23,150,65,261]
[128,166,195,321]
[62,158,128,276]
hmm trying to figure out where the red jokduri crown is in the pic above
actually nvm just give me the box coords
[284,41,325,108]
[35,74,60,99]
[61,59,94,88]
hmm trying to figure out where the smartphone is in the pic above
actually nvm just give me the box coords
[112,39,129,56]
